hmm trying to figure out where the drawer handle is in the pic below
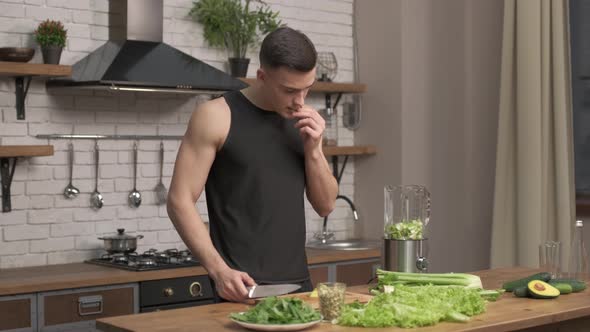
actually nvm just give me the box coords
[78,295,103,316]
[190,282,203,297]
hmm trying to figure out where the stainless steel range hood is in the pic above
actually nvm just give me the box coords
[47,0,247,94]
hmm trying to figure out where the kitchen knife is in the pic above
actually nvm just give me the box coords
[247,284,301,298]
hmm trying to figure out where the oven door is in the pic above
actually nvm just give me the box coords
[140,299,216,312]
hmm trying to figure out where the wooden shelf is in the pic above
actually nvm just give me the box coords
[239,78,366,93]
[0,62,72,120]
[323,145,376,156]
[0,145,54,158]
[1,145,54,213]
[0,61,71,77]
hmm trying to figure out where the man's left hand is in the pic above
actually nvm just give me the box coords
[292,106,325,152]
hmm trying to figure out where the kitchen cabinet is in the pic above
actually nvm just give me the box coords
[308,265,329,287]
[0,293,36,332]
[0,62,71,120]
[37,283,137,331]
[0,283,139,332]
[336,260,379,286]
[309,258,380,287]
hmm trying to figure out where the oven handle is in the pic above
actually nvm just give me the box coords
[78,295,103,316]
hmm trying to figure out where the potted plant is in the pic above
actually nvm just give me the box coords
[34,19,67,65]
[189,0,281,77]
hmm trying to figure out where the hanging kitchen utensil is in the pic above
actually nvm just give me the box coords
[90,142,104,209]
[128,142,142,208]
[63,142,80,199]
[154,141,167,205]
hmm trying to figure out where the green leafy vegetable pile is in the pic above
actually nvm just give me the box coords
[230,296,321,325]
[338,285,486,328]
[385,219,424,239]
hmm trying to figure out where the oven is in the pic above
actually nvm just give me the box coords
[139,275,215,312]
[84,248,216,312]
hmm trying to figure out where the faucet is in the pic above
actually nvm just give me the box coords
[314,195,359,244]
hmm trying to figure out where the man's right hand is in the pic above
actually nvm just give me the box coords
[210,266,256,302]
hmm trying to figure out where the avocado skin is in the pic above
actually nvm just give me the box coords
[528,280,560,299]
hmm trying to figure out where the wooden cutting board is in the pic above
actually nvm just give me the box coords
[279,291,373,309]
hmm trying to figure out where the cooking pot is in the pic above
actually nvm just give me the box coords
[98,228,143,254]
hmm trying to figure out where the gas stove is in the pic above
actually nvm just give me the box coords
[85,248,200,271]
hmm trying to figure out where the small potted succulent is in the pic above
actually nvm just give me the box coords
[34,19,67,65]
[189,0,281,77]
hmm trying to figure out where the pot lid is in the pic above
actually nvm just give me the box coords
[101,228,138,240]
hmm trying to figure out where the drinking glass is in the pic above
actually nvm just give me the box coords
[539,241,561,279]
[317,282,346,321]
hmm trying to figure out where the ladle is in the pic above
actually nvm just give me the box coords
[90,142,104,209]
[154,142,167,205]
[128,142,142,208]
[63,143,80,199]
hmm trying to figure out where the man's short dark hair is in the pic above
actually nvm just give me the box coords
[259,27,317,72]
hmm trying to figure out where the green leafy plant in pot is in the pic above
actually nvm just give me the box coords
[34,19,67,65]
[189,0,281,77]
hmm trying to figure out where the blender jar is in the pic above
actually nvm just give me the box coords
[383,185,431,272]
[384,185,430,240]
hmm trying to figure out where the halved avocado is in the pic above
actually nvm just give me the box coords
[528,280,560,299]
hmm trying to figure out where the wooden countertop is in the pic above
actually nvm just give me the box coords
[0,248,380,296]
[96,267,590,332]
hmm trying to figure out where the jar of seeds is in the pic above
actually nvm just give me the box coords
[317,282,346,321]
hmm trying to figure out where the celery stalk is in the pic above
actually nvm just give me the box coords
[376,269,483,289]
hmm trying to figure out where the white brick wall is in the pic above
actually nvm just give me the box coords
[0,0,357,268]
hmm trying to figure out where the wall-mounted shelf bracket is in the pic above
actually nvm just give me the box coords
[15,76,32,120]
[1,157,17,213]
[324,92,343,112]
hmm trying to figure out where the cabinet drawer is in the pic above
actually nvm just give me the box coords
[0,294,36,331]
[39,283,137,329]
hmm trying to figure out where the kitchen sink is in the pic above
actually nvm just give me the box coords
[306,239,382,251]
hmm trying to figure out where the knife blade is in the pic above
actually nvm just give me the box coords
[247,284,301,298]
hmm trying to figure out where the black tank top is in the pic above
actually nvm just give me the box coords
[205,90,309,283]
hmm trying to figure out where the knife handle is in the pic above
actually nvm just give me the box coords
[246,285,257,298]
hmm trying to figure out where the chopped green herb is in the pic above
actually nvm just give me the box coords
[230,296,321,325]
[385,219,424,240]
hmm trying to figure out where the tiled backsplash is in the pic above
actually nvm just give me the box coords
[0,0,357,268]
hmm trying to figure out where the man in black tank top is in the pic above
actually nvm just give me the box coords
[168,27,338,302]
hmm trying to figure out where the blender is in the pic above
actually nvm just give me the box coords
[383,185,430,272]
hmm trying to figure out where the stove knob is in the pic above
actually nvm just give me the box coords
[190,282,203,297]
[163,287,174,297]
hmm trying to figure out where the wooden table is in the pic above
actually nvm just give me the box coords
[96,267,590,332]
